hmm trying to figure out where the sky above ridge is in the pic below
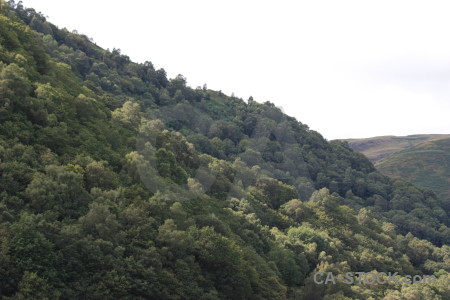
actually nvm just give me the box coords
[21,0,450,139]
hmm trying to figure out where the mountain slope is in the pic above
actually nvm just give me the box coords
[341,134,450,163]
[376,138,450,203]
[0,2,449,299]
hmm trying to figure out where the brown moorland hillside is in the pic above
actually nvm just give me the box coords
[376,138,450,203]
[340,134,450,163]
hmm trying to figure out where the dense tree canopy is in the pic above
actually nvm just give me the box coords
[0,1,449,299]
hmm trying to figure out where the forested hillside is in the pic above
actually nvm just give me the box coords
[0,1,449,299]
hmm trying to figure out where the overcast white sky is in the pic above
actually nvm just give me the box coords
[21,0,450,139]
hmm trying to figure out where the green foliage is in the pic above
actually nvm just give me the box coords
[255,177,298,209]
[0,3,448,299]
[156,148,188,184]
[112,100,141,129]
[14,271,60,300]
[268,245,307,285]
[9,213,58,281]
[25,165,92,219]
[288,226,327,253]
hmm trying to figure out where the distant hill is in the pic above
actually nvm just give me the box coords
[376,138,450,202]
[341,134,450,163]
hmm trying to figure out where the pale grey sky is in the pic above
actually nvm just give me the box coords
[21,0,450,139]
